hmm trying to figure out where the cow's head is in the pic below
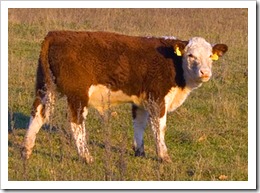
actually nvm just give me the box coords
[174,37,228,84]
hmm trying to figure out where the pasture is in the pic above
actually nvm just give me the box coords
[8,8,248,181]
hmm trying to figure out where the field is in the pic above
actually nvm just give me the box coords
[8,8,248,181]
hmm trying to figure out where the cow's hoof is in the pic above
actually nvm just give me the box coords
[20,146,31,160]
[159,154,172,163]
[85,155,94,164]
[134,150,145,157]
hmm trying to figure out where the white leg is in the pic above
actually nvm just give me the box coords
[22,104,44,159]
[22,92,54,159]
[150,111,171,162]
[132,105,149,156]
[43,91,55,122]
[70,107,93,163]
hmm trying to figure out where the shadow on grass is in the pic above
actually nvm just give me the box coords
[8,111,30,132]
[8,111,60,133]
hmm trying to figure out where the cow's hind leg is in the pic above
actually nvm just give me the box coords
[132,105,149,157]
[68,98,93,164]
[21,91,54,159]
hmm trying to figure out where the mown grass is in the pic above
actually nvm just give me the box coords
[8,8,248,181]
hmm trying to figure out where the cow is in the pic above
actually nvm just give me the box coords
[21,31,228,163]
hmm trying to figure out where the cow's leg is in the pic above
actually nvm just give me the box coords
[132,105,149,157]
[150,107,172,163]
[68,98,93,163]
[21,92,54,159]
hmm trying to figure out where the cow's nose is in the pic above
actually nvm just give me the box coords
[199,69,211,77]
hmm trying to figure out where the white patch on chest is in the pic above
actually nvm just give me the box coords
[88,84,145,113]
[164,87,191,112]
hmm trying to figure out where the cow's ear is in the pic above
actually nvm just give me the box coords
[211,44,228,60]
[173,41,188,56]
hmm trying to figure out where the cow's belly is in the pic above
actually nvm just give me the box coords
[164,87,191,112]
[88,84,144,112]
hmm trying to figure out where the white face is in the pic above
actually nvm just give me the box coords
[182,37,214,83]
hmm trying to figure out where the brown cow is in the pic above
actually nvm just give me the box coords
[21,31,228,163]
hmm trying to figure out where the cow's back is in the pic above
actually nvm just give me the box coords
[43,31,179,101]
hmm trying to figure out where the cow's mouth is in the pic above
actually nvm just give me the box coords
[200,75,211,82]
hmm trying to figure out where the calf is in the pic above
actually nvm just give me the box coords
[21,31,228,163]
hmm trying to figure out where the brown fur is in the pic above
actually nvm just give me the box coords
[37,31,188,122]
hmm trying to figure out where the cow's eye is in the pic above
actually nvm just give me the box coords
[188,54,196,59]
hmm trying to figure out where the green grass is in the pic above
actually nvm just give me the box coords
[8,8,248,181]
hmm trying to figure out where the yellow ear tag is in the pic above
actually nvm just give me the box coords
[211,53,219,61]
[175,47,182,56]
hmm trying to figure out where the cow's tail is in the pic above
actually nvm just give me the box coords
[34,32,56,122]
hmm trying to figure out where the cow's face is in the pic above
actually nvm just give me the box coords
[174,37,228,84]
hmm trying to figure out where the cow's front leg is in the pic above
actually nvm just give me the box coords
[132,105,149,157]
[68,99,93,164]
[150,108,172,163]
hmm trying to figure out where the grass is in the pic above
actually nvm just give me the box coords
[8,8,248,181]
